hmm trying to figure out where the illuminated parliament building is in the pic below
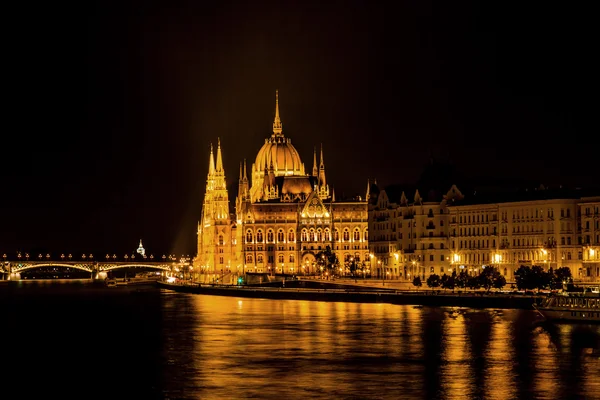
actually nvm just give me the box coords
[194,92,369,278]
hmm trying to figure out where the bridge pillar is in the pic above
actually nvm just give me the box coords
[91,263,106,281]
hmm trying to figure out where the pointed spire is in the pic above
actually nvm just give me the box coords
[216,138,223,172]
[243,159,247,181]
[239,162,243,182]
[312,147,318,176]
[319,143,324,167]
[273,90,283,135]
[318,143,326,187]
[366,179,370,201]
[332,188,336,202]
[208,143,215,176]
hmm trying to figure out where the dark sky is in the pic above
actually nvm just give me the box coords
[2,1,596,258]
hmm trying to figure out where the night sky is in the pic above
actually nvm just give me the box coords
[2,1,596,258]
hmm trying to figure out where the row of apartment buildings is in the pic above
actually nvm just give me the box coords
[367,177,600,283]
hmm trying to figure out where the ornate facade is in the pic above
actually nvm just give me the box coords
[369,177,600,282]
[195,92,369,279]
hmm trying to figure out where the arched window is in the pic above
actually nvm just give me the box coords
[277,230,285,242]
[278,254,284,263]
[256,230,263,242]
[324,229,331,241]
[310,229,316,241]
[246,230,253,243]
[301,229,308,242]
[267,230,274,243]
[334,229,340,241]
[288,230,295,242]
[317,229,322,242]
[289,254,295,263]
[246,255,253,263]
[257,254,263,263]
[364,229,368,241]
[353,230,360,241]
[343,229,350,241]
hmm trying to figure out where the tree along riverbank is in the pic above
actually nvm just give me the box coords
[157,280,542,310]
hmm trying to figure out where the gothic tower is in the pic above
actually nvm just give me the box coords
[196,139,234,273]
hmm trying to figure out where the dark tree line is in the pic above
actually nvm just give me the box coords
[514,265,572,291]
[424,266,507,293]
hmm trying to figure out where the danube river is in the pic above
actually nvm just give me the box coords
[2,280,599,400]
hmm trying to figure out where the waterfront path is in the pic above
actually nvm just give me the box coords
[157,280,543,310]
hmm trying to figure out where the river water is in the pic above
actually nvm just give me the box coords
[2,280,599,400]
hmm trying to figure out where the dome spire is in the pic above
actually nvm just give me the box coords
[273,90,283,136]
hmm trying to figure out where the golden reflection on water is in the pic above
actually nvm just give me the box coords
[439,309,474,400]
[159,293,600,400]
[485,310,517,400]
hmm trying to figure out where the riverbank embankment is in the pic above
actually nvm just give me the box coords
[157,280,542,309]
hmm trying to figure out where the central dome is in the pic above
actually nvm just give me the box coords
[254,134,304,176]
[251,91,306,178]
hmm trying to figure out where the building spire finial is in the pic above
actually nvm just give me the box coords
[273,90,283,135]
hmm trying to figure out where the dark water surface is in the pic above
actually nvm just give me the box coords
[3,280,599,400]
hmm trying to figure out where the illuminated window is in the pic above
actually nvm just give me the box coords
[288,230,295,242]
[278,230,284,242]
[257,230,263,242]
[246,255,253,263]
[353,230,360,241]
[289,254,295,263]
[324,229,331,241]
[301,229,308,241]
[334,229,340,241]
[364,229,368,241]
[246,231,253,243]
[343,229,349,241]
[317,229,322,242]
[257,254,263,263]
[278,254,284,263]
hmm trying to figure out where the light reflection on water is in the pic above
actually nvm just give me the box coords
[159,293,600,400]
[2,282,599,400]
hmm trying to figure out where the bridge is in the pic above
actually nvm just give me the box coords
[1,260,174,280]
